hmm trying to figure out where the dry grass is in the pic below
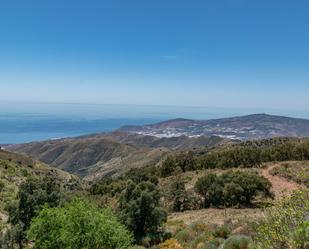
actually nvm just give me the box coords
[168,208,263,227]
[269,161,309,187]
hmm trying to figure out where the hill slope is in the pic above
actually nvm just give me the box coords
[6,137,171,178]
[7,132,227,178]
[120,114,309,140]
[0,149,77,230]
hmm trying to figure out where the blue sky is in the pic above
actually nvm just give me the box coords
[0,0,309,110]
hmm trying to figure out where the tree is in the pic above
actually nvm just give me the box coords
[169,177,188,212]
[176,151,195,173]
[194,174,219,207]
[27,198,133,249]
[8,176,61,247]
[160,156,177,177]
[118,180,167,241]
[194,171,271,208]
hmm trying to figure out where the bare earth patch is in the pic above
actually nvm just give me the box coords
[260,163,303,199]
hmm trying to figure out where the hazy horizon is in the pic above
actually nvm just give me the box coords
[1,1,309,143]
[1,1,309,110]
[1,102,309,144]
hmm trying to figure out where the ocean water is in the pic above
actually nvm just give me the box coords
[0,103,227,144]
[1,102,308,144]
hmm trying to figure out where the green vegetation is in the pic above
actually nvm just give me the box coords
[222,235,252,249]
[168,221,252,249]
[1,137,308,248]
[254,189,309,249]
[118,180,167,244]
[270,161,309,187]
[27,198,133,249]
[168,177,190,212]
[4,176,62,247]
[161,139,309,177]
[194,171,271,208]
[9,176,61,230]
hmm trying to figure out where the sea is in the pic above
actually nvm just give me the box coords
[0,102,308,144]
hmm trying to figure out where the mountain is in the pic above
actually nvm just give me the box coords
[9,113,309,179]
[94,131,229,150]
[6,136,168,178]
[119,114,309,140]
[6,132,227,178]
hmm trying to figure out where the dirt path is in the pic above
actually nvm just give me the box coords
[260,164,302,199]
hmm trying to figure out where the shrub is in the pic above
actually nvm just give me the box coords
[175,228,194,244]
[141,236,152,248]
[222,235,252,249]
[194,171,271,207]
[254,189,309,249]
[0,180,5,192]
[212,225,231,239]
[189,232,212,249]
[204,238,225,249]
[189,222,209,236]
[27,198,133,249]
[159,239,184,249]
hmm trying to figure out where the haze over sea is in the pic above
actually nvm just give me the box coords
[1,102,309,144]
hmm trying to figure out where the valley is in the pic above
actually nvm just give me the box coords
[1,114,309,249]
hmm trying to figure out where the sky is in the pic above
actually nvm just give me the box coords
[0,0,309,111]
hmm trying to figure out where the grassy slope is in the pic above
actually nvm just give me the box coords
[0,149,77,231]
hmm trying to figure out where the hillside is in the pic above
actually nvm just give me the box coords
[7,136,170,178]
[7,132,227,178]
[120,113,309,140]
[0,148,78,232]
[102,131,229,149]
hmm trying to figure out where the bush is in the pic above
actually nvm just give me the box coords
[175,228,194,244]
[27,198,133,249]
[222,235,252,249]
[159,239,184,249]
[89,177,125,197]
[189,232,212,249]
[254,189,309,249]
[212,225,231,239]
[0,180,5,192]
[194,171,271,207]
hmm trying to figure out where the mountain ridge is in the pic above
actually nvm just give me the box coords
[119,113,309,140]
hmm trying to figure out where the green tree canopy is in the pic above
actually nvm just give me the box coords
[118,180,167,241]
[9,176,61,230]
[27,198,133,249]
[194,171,271,207]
